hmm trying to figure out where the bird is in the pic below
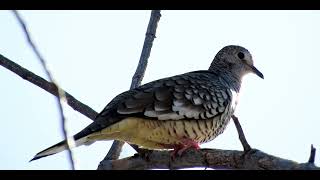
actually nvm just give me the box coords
[30,45,264,161]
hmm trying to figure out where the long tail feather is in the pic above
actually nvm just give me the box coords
[30,136,89,162]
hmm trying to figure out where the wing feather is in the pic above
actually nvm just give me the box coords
[115,71,232,121]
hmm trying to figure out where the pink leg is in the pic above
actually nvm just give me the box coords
[160,138,200,160]
[176,138,200,156]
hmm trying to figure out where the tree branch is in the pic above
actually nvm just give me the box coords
[232,115,251,152]
[0,54,98,120]
[101,141,126,162]
[130,10,161,89]
[98,148,320,170]
[102,10,162,162]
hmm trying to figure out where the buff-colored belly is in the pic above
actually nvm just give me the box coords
[86,117,229,150]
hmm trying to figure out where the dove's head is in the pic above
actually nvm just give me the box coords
[209,45,264,80]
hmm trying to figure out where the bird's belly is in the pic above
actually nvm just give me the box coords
[89,116,231,150]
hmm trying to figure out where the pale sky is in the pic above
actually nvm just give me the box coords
[0,10,319,170]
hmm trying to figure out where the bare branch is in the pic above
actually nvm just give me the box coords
[0,54,98,120]
[104,10,162,162]
[12,10,76,169]
[102,141,126,163]
[308,144,316,164]
[98,148,320,170]
[130,10,161,89]
[232,115,251,152]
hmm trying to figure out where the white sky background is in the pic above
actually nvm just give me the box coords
[0,10,319,170]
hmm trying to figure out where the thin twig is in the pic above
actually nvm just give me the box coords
[130,10,161,89]
[308,144,316,164]
[12,10,76,170]
[231,115,251,152]
[103,10,162,163]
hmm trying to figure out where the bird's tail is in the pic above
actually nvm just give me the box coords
[30,132,93,162]
[30,115,121,162]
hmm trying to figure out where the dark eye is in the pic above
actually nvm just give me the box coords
[237,52,245,59]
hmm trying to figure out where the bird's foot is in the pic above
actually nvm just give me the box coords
[169,139,200,160]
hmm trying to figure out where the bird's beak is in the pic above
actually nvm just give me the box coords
[250,65,264,79]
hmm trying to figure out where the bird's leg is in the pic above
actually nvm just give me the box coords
[169,138,200,160]
[177,138,200,156]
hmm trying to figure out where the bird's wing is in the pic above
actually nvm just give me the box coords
[116,71,232,121]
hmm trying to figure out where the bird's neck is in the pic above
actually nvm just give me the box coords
[209,66,243,93]
[221,72,242,92]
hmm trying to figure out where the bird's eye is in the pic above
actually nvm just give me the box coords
[237,52,245,60]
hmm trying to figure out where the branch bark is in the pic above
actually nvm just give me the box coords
[103,10,162,162]
[98,148,320,170]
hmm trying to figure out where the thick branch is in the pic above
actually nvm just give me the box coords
[98,148,320,170]
[105,10,162,161]
[0,54,98,120]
